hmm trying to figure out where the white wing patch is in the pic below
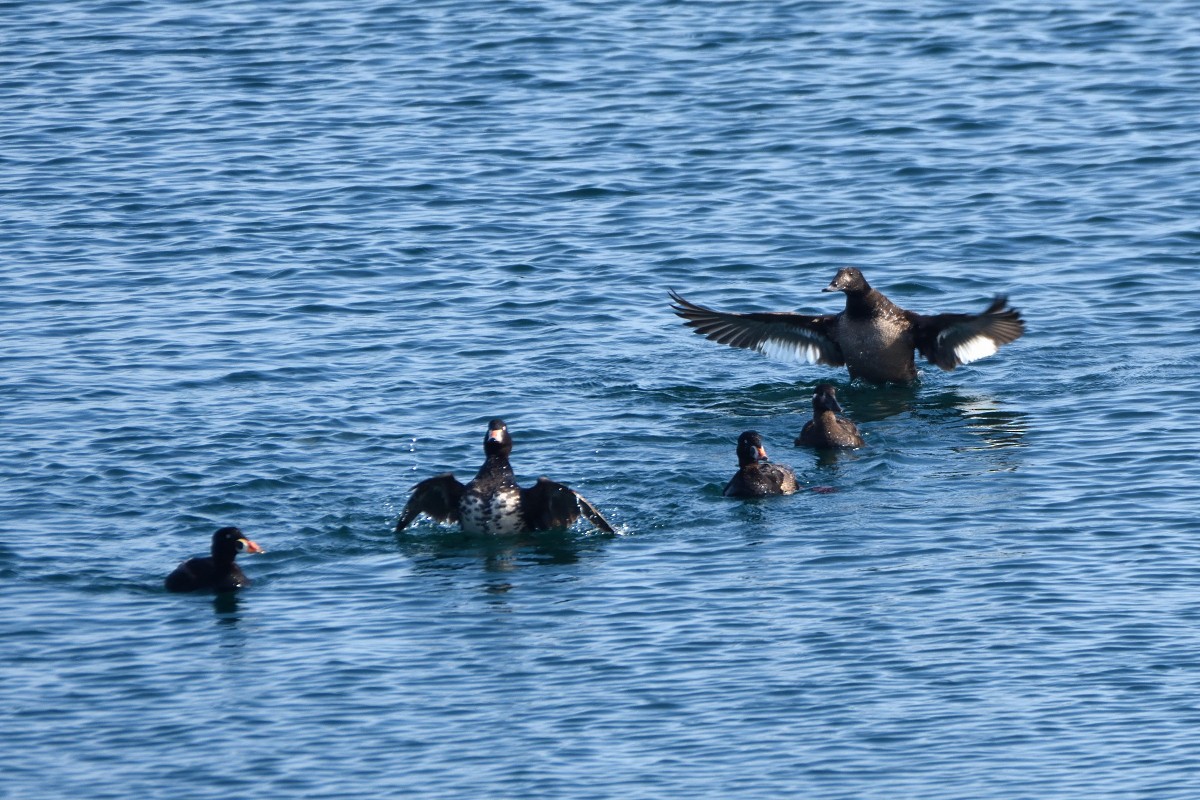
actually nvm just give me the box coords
[951,334,999,365]
[759,337,823,365]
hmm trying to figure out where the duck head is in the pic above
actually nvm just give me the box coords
[483,418,514,458]
[812,384,844,414]
[211,526,264,562]
[736,430,769,467]
[823,267,870,295]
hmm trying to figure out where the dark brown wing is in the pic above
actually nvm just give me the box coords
[522,477,615,534]
[164,557,213,593]
[765,463,799,495]
[669,290,844,366]
[907,296,1025,371]
[395,473,464,532]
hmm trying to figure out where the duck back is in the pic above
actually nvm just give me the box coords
[724,464,798,498]
[164,557,249,593]
[797,414,864,449]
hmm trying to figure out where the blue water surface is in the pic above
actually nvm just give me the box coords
[4,1,1200,798]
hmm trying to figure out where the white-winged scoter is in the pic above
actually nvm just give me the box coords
[670,267,1025,384]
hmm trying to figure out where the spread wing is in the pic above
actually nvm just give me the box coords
[908,296,1025,371]
[522,477,615,534]
[669,290,844,366]
[395,473,464,532]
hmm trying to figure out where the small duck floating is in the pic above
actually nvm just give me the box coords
[395,419,614,535]
[795,384,864,449]
[165,526,264,593]
[670,267,1025,384]
[724,431,798,498]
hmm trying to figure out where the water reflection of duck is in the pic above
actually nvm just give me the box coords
[395,526,597,575]
[670,267,1024,384]
[789,384,1027,463]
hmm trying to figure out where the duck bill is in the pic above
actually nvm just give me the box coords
[756,446,769,462]
[487,429,505,444]
[239,538,264,554]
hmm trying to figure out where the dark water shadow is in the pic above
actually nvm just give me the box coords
[729,497,771,526]
[211,591,246,630]
[394,525,609,574]
[793,445,862,469]
[811,381,1030,450]
[833,381,923,423]
[669,376,1027,450]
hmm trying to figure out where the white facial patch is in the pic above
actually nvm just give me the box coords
[951,334,999,365]
[759,337,823,364]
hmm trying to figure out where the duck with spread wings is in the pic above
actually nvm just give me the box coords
[395,419,614,535]
[670,267,1024,385]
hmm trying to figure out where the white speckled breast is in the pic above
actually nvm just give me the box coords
[459,485,526,535]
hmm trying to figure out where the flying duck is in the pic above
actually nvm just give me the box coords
[670,267,1025,384]
[165,526,264,593]
[395,419,614,535]
[795,384,864,448]
[724,431,798,498]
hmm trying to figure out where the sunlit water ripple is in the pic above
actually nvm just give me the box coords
[4,1,1200,798]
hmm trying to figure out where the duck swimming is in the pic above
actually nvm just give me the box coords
[395,419,614,535]
[165,526,264,593]
[670,267,1025,384]
[724,431,798,498]
[795,384,864,448]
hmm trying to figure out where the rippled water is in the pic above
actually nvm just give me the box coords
[5,1,1200,797]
